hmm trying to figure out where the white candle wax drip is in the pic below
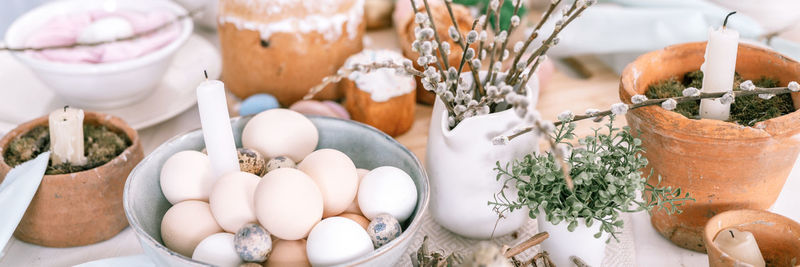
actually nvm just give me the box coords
[197,79,240,178]
[48,107,87,165]
[699,25,739,120]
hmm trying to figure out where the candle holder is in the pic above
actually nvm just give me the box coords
[0,112,143,247]
[704,209,800,267]
[619,42,800,251]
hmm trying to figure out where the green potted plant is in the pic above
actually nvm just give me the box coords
[491,115,693,266]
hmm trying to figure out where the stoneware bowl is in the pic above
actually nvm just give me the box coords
[0,112,144,247]
[3,0,193,109]
[124,116,429,266]
[704,209,800,267]
[620,42,800,252]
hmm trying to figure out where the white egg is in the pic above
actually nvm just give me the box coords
[209,171,260,233]
[242,109,318,162]
[192,233,243,267]
[358,166,417,222]
[306,217,374,266]
[255,168,323,240]
[77,17,134,44]
[161,200,223,257]
[160,151,216,204]
[297,149,358,217]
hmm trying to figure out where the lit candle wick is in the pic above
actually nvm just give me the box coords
[723,11,737,28]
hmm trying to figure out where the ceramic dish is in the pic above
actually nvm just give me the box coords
[0,34,220,135]
[123,116,429,266]
[4,0,193,109]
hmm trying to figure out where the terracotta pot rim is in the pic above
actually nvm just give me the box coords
[703,209,800,256]
[620,41,800,140]
[0,112,140,179]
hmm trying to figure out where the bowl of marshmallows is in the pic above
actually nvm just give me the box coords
[124,108,429,266]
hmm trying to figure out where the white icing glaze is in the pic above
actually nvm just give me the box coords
[218,0,364,42]
[345,49,416,102]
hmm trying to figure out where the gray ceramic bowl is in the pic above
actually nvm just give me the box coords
[124,116,429,266]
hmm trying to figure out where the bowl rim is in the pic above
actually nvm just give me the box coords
[3,0,194,74]
[123,115,430,266]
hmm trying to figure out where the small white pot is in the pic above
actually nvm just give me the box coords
[537,211,608,267]
[426,72,539,239]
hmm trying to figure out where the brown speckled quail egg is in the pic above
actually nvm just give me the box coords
[234,223,272,262]
[236,148,266,176]
[265,155,296,173]
[366,213,402,248]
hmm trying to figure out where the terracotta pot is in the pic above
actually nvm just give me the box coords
[0,112,144,247]
[619,42,800,252]
[704,209,800,267]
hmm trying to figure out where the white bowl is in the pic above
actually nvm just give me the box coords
[4,0,193,109]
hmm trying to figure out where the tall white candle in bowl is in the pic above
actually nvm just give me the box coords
[713,228,765,267]
[196,75,240,178]
[48,107,87,165]
[699,13,740,121]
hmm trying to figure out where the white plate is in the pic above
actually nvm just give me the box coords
[0,34,221,135]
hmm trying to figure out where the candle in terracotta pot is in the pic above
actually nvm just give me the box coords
[713,228,765,267]
[699,12,739,121]
[197,72,240,178]
[48,106,87,165]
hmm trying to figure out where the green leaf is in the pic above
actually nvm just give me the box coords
[568,220,578,232]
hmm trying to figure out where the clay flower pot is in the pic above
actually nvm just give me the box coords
[704,209,800,267]
[619,42,800,252]
[0,112,144,247]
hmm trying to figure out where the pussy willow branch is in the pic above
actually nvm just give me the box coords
[482,0,505,89]
[303,61,423,100]
[513,1,586,86]
[490,0,524,87]
[504,0,561,85]
[507,86,797,140]
[410,0,450,82]
[0,10,198,52]
[418,0,451,71]
[441,0,483,97]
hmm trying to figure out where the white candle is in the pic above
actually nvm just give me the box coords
[713,228,765,267]
[699,25,739,120]
[48,107,87,165]
[197,78,240,178]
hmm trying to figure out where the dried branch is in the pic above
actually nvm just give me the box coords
[503,232,549,258]
[0,10,197,52]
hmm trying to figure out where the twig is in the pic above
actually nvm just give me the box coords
[0,10,197,52]
[505,0,561,85]
[507,86,797,140]
[504,232,549,258]
[571,256,590,267]
[303,61,423,99]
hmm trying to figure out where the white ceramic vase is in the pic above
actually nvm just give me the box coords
[426,72,539,239]
[538,212,608,267]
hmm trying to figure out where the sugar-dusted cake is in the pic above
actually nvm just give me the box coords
[341,49,416,137]
[393,0,474,105]
[218,0,366,106]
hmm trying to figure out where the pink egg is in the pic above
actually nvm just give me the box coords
[297,149,359,217]
[254,168,323,240]
[344,168,370,215]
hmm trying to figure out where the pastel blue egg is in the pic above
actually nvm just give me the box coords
[240,94,279,116]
